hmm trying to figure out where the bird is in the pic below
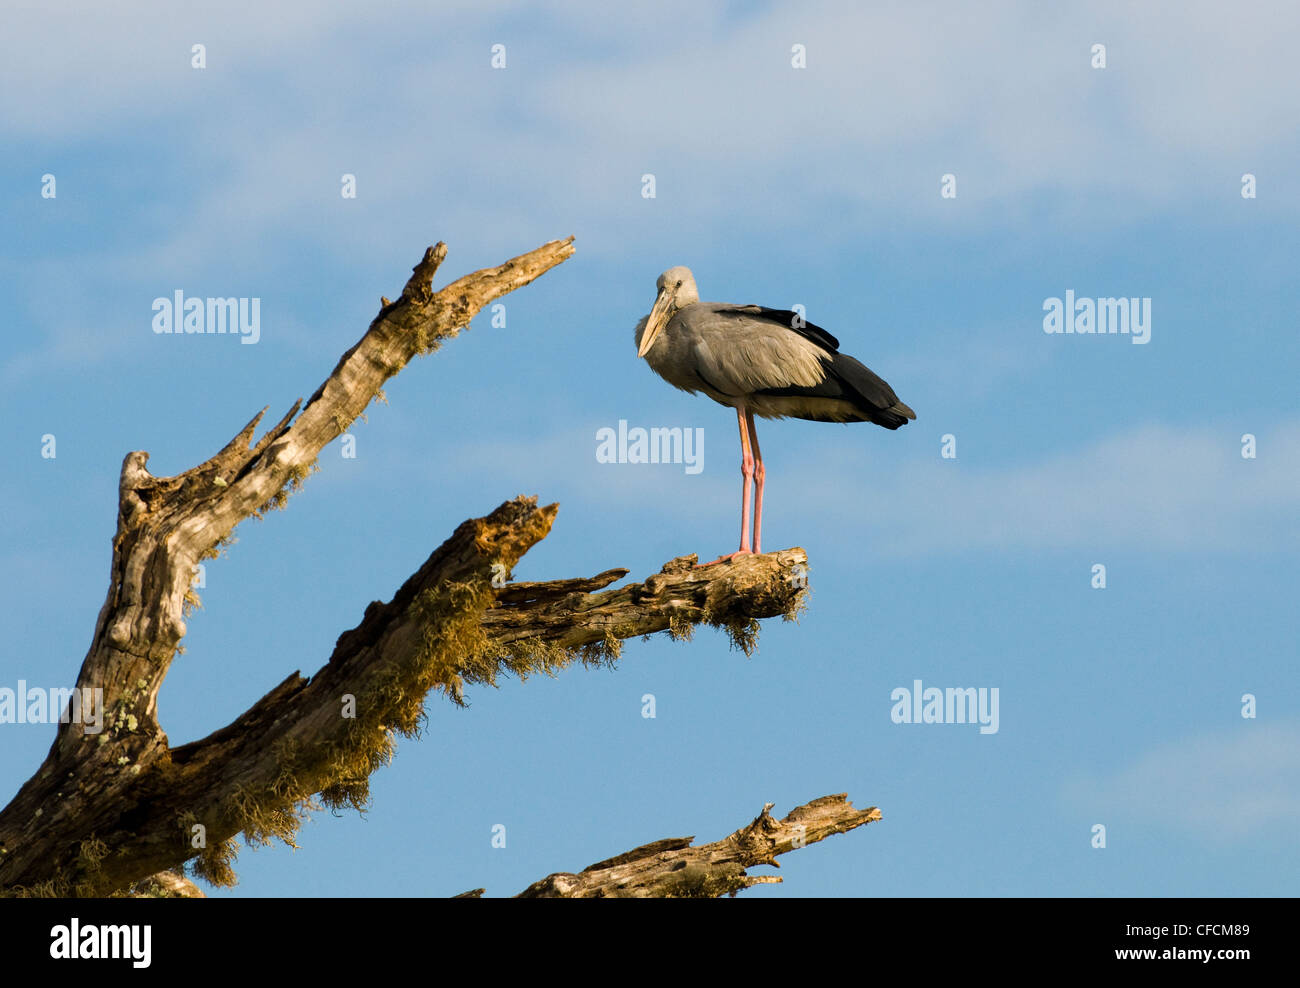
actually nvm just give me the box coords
[635,265,915,563]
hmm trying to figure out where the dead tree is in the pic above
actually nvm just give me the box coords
[0,238,879,898]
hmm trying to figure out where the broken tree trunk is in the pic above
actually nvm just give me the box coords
[0,237,828,898]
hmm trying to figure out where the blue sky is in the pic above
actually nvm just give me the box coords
[2,0,1297,896]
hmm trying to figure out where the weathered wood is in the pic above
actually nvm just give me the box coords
[128,870,205,898]
[492,569,630,606]
[0,236,830,899]
[513,795,881,898]
[0,238,575,896]
[484,550,808,656]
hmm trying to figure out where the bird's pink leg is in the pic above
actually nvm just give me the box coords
[747,410,764,554]
[700,407,755,566]
[736,404,754,553]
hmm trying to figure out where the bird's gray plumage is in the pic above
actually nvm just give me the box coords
[633,265,914,559]
[635,267,915,428]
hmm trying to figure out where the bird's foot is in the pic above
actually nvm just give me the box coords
[697,549,755,567]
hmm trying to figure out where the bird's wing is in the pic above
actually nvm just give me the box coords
[675,304,835,397]
[674,304,914,427]
[717,305,841,353]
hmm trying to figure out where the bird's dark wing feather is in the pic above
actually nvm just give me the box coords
[712,305,840,354]
[753,351,917,429]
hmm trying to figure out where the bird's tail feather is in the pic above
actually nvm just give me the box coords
[829,353,916,429]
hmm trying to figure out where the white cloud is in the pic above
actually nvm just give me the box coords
[784,420,1300,555]
[1062,722,1300,839]
[6,0,1297,272]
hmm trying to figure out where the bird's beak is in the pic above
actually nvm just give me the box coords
[638,289,674,358]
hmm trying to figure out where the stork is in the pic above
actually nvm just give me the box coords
[635,265,915,562]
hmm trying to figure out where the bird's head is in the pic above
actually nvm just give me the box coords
[638,265,699,357]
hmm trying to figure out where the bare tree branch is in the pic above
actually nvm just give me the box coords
[499,795,881,898]
[484,549,808,657]
[0,238,574,896]
[0,236,827,899]
[127,870,206,899]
